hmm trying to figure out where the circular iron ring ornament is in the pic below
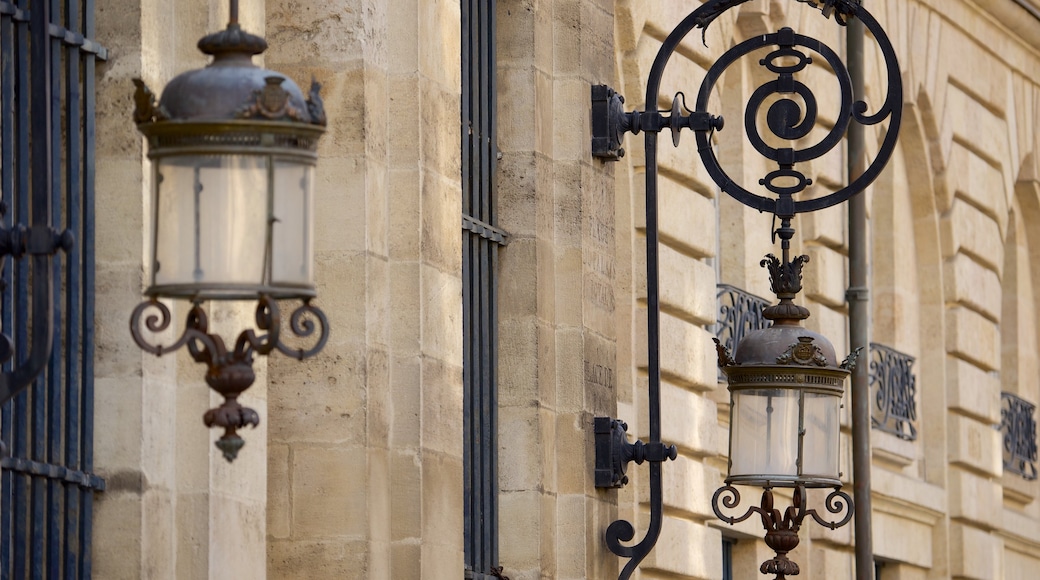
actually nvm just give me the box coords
[689,6,902,216]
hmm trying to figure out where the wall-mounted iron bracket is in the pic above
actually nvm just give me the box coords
[594,417,677,488]
[591,85,724,161]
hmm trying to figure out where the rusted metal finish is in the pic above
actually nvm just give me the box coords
[129,296,329,461]
[712,484,853,580]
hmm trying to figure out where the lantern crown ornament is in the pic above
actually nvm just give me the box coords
[129,1,329,463]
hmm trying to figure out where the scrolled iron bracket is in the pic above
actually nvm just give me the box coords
[712,484,853,579]
[129,296,329,461]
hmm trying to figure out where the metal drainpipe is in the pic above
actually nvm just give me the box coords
[846,12,875,580]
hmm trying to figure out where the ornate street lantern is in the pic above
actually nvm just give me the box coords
[130,1,329,462]
[716,259,853,491]
[591,0,901,578]
[712,252,858,577]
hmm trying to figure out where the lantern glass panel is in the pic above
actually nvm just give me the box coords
[801,391,841,479]
[270,159,314,290]
[153,155,268,297]
[729,388,799,479]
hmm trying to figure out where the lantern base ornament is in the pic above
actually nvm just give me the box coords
[712,484,853,579]
[130,296,328,462]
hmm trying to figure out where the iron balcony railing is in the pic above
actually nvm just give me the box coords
[715,284,771,358]
[1001,392,1038,480]
[868,343,917,441]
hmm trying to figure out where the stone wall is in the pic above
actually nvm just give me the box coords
[81,0,1040,578]
[261,0,464,577]
[495,1,620,578]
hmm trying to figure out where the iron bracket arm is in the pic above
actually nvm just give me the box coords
[594,417,677,489]
[591,84,724,161]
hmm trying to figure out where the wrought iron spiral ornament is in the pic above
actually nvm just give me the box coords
[130,295,329,462]
[808,487,855,529]
[693,5,902,218]
[277,300,330,359]
[711,484,759,525]
[129,298,215,357]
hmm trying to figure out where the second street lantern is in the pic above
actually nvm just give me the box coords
[591,0,902,578]
[130,1,330,462]
[716,254,854,490]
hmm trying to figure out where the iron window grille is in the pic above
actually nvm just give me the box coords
[0,2,107,578]
[462,0,508,578]
[1001,392,1038,480]
[867,343,917,441]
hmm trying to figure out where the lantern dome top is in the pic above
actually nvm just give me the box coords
[131,22,326,130]
[734,321,840,369]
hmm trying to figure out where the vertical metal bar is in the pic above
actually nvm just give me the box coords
[488,239,499,569]
[478,0,491,226]
[0,6,15,578]
[11,1,30,576]
[460,0,471,221]
[487,0,497,228]
[485,3,499,570]
[30,0,57,574]
[462,235,473,570]
[47,1,67,576]
[80,0,99,574]
[470,0,476,222]
[472,233,484,573]
[64,0,84,575]
[846,13,875,580]
[476,0,490,567]
[479,237,492,570]
[461,0,473,567]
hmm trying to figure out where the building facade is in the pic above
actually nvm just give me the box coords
[2,0,1040,578]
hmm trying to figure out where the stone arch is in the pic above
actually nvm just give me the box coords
[869,97,945,486]
[1010,159,1040,409]
[997,169,1040,515]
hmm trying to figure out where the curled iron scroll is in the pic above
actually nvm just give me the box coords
[693,5,902,217]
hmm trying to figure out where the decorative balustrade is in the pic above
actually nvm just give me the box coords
[715,284,771,356]
[868,343,917,441]
[1002,392,1038,480]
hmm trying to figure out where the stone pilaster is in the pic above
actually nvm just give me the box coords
[263,0,463,577]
